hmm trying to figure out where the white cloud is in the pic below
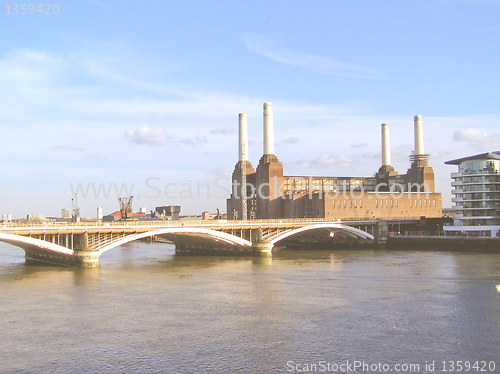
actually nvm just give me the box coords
[453,128,500,150]
[453,128,500,142]
[244,36,388,79]
[196,135,208,144]
[124,124,176,146]
[87,152,106,159]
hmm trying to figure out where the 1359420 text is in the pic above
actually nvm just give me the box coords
[6,4,59,14]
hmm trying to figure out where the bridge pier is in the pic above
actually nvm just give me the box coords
[72,251,101,268]
[251,241,274,254]
[72,233,101,267]
[374,219,389,245]
[251,229,274,254]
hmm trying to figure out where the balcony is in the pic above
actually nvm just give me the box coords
[452,197,500,203]
[452,170,500,178]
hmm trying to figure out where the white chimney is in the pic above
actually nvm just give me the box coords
[238,113,248,162]
[381,123,391,166]
[414,115,424,155]
[263,102,274,155]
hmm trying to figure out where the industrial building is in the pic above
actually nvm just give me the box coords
[227,103,442,220]
[444,152,500,237]
[103,205,181,222]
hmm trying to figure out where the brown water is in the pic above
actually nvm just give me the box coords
[0,242,499,373]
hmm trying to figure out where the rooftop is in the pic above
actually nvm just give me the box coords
[444,151,500,165]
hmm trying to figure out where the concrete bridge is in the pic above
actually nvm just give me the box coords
[0,219,381,267]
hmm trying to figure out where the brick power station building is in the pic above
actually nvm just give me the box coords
[227,103,442,221]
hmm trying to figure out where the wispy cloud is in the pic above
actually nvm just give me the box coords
[53,145,86,151]
[3,46,500,215]
[289,155,355,171]
[244,36,388,79]
[212,127,234,134]
[204,167,232,179]
[124,124,176,146]
[180,135,208,145]
[282,137,299,144]
[351,143,368,149]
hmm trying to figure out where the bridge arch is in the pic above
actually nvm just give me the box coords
[268,223,374,244]
[0,233,74,255]
[99,227,252,253]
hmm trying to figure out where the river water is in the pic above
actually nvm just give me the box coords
[0,241,499,374]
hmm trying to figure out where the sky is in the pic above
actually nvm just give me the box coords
[1,0,500,218]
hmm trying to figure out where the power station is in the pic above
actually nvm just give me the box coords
[227,103,442,220]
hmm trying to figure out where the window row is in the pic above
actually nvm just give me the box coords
[332,199,437,208]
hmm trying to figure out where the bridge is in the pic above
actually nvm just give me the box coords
[0,219,382,267]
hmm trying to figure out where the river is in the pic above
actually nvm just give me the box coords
[0,241,499,373]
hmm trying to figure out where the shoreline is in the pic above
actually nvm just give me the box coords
[385,236,500,251]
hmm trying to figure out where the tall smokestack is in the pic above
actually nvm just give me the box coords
[381,123,391,166]
[263,102,274,155]
[414,115,424,155]
[238,113,248,162]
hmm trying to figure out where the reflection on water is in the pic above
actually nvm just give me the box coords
[0,242,499,373]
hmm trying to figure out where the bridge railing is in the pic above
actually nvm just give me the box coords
[1,218,343,229]
[1,216,423,230]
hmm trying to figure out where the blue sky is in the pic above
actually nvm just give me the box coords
[1,0,500,218]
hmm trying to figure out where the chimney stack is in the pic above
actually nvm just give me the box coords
[263,102,274,155]
[238,113,248,162]
[381,123,391,166]
[414,115,424,155]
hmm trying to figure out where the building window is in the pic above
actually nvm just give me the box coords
[410,200,412,207]
[349,200,352,208]
[344,200,346,208]
[354,200,357,208]
[391,200,393,207]
[375,200,378,208]
[424,200,427,207]
[434,200,436,207]
[396,200,398,207]
[360,200,363,208]
[420,200,422,207]
[332,200,335,208]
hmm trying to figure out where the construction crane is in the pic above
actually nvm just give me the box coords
[118,196,134,220]
[71,193,80,222]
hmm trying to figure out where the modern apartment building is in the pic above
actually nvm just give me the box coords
[444,152,500,237]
